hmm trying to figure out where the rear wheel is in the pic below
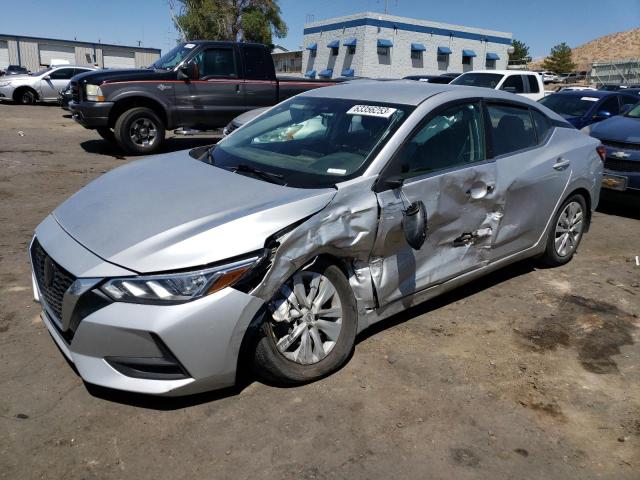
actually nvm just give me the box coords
[252,262,357,385]
[114,107,165,155]
[539,194,587,266]
[15,88,37,105]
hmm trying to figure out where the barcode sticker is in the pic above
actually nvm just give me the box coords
[346,105,397,118]
[184,43,196,49]
[581,97,599,102]
[327,168,347,175]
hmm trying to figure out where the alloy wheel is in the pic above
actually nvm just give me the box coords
[554,201,583,257]
[268,271,343,365]
[129,117,158,147]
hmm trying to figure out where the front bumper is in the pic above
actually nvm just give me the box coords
[0,84,15,101]
[32,216,265,396]
[69,100,114,128]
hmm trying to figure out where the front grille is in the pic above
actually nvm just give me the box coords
[70,81,80,102]
[602,140,640,151]
[604,158,640,172]
[31,239,76,322]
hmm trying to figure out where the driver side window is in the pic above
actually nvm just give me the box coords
[193,48,237,79]
[49,68,75,80]
[394,102,485,178]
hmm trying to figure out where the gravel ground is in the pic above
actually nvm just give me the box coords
[0,104,638,480]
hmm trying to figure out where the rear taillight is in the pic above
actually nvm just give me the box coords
[596,145,606,162]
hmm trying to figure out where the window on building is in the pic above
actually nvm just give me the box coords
[462,55,472,66]
[487,104,537,156]
[486,59,496,69]
[310,49,317,58]
[411,50,422,60]
[437,54,449,69]
[331,47,339,56]
[393,102,485,178]
[348,45,356,55]
[377,46,389,56]
[500,75,525,94]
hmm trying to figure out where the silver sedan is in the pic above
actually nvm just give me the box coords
[30,81,603,396]
[0,65,95,104]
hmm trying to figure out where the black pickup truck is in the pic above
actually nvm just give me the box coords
[69,41,335,154]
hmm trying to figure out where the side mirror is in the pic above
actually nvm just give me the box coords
[593,110,612,120]
[43,75,51,80]
[402,200,427,250]
[178,62,198,80]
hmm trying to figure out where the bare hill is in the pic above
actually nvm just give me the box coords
[529,28,640,71]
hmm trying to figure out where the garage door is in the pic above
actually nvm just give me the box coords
[103,50,135,69]
[0,41,9,69]
[39,44,76,66]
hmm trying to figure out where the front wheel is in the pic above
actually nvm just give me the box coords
[252,262,357,385]
[539,194,587,266]
[15,89,37,105]
[114,107,165,155]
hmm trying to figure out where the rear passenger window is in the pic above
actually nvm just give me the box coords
[194,48,237,78]
[531,109,553,143]
[487,104,536,156]
[501,75,525,94]
[242,46,272,80]
[394,102,485,177]
[526,75,540,93]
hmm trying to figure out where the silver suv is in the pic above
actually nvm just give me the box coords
[0,65,96,104]
[30,81,603,396]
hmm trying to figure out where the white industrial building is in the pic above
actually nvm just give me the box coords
[302,12,513,79]
[0,34,161,72]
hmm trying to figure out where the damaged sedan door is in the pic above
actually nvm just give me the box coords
[371,100,502,306]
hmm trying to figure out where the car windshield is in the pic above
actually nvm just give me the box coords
[625,102,640,118]
[539,94,598,117]
[207,97,413,188]
[451,73,504,88]
[149,43,195,70]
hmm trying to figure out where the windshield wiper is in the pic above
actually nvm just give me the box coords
[231,163,285,185]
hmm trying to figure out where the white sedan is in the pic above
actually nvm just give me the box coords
[0,65,96,104]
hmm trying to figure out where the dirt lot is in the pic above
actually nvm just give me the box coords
[0,104,638,479]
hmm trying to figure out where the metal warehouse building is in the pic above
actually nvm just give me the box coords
[302,12,512,79]
[0,34,161,72]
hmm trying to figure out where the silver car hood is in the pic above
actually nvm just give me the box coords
[53,152,336,273]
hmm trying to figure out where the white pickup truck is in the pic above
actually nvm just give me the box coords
[450,70,546,101]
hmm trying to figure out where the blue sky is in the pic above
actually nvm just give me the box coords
[0,0,638,58]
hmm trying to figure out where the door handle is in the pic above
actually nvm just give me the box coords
[553,158,571,170]
[235,84,241,94]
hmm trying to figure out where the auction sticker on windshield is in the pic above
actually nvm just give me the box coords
[581,97,599,102]
[347,105,398,118]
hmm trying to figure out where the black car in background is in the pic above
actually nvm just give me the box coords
[1,65,28,76]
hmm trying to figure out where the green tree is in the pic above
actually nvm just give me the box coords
[541,42,576,74]
[173,0,287,46]
[509,39,531,63]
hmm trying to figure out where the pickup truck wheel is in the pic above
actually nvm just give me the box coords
[252,262,357,386]
[114,107,165,155]
[96,127,116,143]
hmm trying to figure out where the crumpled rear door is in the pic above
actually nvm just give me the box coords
[371,162,504,307]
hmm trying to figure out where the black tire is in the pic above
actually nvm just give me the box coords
[15,88,37,105]
[539,194,587,266]
[252,262,357,386]
[96,127,116,143]
[113,107,165,155]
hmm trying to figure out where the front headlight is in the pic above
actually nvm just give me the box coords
[85,84,104,102]
[100,253,264,304]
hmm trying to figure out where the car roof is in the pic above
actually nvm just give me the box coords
[549,90,616,98]
[460,70,538,76]
[299,79,547,107]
